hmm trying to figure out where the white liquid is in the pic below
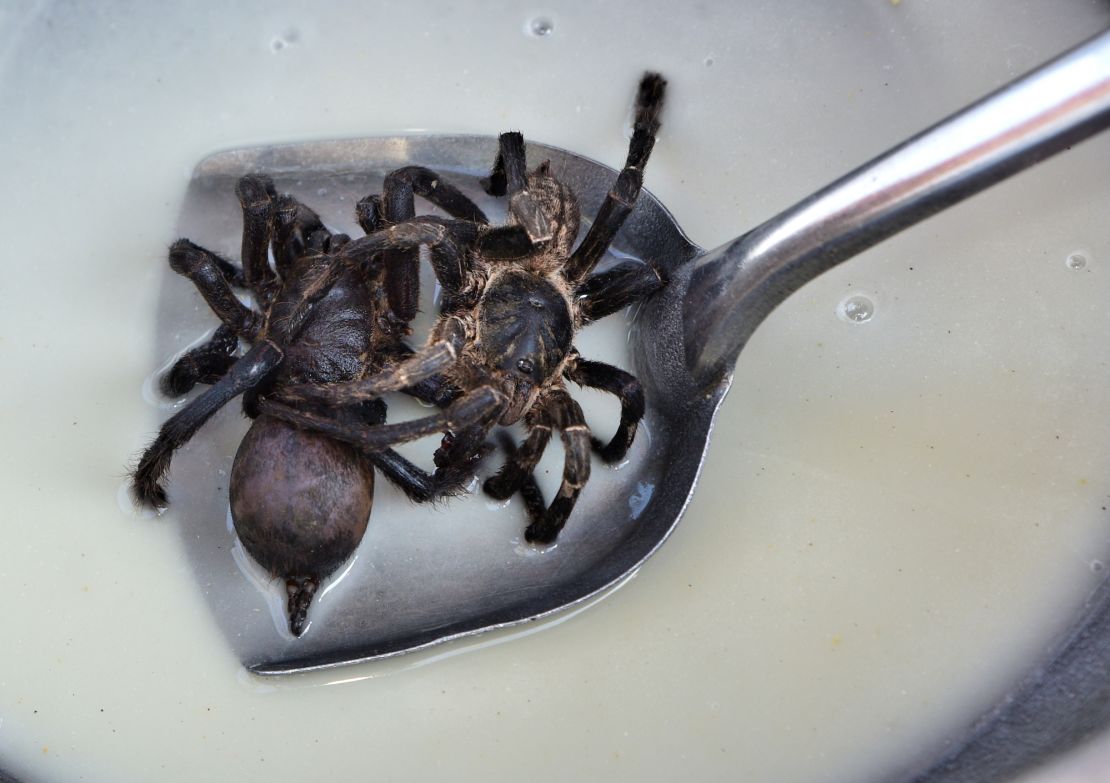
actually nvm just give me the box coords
[2,2,1110,781]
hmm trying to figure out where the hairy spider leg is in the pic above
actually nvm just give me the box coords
[160,324,240,397]
[310,397,477,503]
[383,166,490,225]
[132,340,284,507]
[564,355,645,464]
[272,193,330,279]
[481,131,527,198]
[383,341,463,408]
[475,223,536,259]
[433,419,495,475]
[520,388,592,544]
[346,219,468,293]
[482,387,592,543]
[565,72,667,282]
[356,193,383,234]
[377,166,490,323]
[259,385,503,457]
[168,239,264,340]
[483,410,553,500]
[486,132,554,244]
[489,433,547,525]
[576,260,666,324]
[369,445,479,503]
[209,253,246,287]
[235,174,281,305]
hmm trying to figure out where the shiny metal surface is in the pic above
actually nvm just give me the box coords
[683,29,1110,390]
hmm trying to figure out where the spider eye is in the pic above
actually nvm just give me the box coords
[517,357,535,374]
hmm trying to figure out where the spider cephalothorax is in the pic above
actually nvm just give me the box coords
[263,72,669,543]
[129,174,476,634]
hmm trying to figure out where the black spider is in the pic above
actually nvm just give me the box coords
[262,72,669,544]
[129,174,477,635]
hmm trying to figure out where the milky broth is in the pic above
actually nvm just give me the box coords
[2,2,1110,782]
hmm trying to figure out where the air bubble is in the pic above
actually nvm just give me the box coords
[837,294,876,324]
[704,56,715,67]
[1092,560,1106,574]
[270,28,300,53]
[1066,252,1088,271]
[526,16,554,37]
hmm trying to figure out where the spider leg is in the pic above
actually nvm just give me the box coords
[475,224,534,260]
[279,316,467,406]
[402,375,462,408]
[384,166,490,225]
[131,340,283,508]
[378,167,490,323]
[160,324,240,396]
[209,254,246,288]
[480,132,551,243]
[518,469,547,525]
[356,194,383,234]
[259,385,504,454]
[565,73,667,282]
[481,131,527,197]
[524,388,592,545]
[564,355,644,464]
[328,398,478,502]
[371,446,481,502]
[576,260,666,323]
[385,342,463,408]
[235,175,280,304]
[483,416,553,501]
[339,220,467,297]
[168,239,263,340]
[272,193,330,279]
[433,418,497,479]
[490,433,548,524]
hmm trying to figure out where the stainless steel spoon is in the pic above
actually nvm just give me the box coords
[160,26,1110,707]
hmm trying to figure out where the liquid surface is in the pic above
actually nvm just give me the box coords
[2,2,1110,782]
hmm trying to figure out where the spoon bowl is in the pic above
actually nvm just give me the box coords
[164,134,707,676]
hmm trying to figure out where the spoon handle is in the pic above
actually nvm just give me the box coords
[684,28,1110,387]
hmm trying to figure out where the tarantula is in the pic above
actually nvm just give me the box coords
[261,72,669,544]
[130,173,478,635]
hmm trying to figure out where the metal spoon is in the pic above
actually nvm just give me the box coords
[161,29,1110,688]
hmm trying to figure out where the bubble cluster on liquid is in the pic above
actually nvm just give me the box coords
[525,16,554,37]
[1066,252,1089,271]
[837,293,876,323]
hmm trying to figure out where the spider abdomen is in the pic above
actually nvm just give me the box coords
[229,415,374,634]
